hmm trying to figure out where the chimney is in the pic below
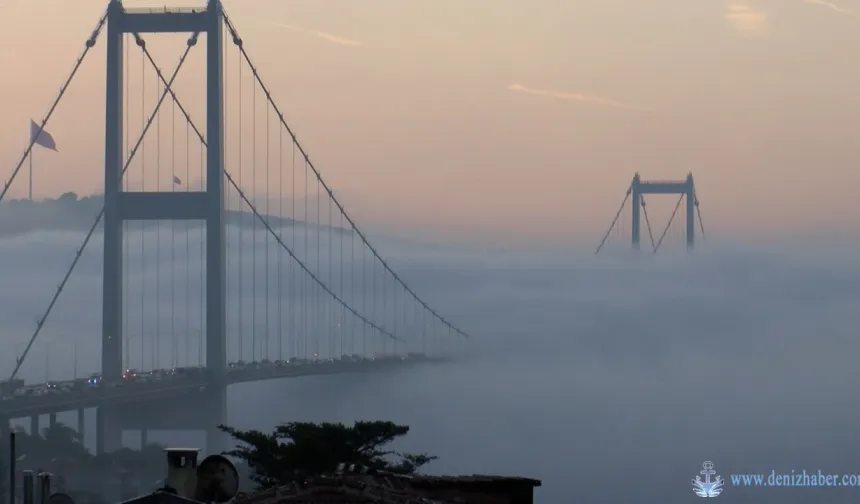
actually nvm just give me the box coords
[164,449,199,499]
[37,473,51,504]
[22,471,33,504]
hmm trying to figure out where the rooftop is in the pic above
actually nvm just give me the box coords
[234,465,541,504]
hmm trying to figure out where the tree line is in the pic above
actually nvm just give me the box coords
[0,420,435,491]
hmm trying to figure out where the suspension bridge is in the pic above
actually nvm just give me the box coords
[0,0,469,455]
[595,173,707,254]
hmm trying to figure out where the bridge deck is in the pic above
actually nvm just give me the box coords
[0,356,440,419]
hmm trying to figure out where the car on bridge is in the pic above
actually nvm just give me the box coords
[87,373,102,386]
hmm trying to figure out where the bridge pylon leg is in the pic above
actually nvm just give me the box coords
[101,0,125,384]
[77,408,86,446]
[96,405,121,455]
[203,384,228,456]
[685,173,695,250]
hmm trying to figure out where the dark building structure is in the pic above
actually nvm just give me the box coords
[6,442,541,504]
[233,465,542,504]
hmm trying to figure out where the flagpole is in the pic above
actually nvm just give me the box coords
[29,150,33,201]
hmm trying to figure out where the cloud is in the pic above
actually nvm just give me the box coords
[268,21,362,47]
[724,1,768,36]
[804,0,855,16]
[507,84,651,111]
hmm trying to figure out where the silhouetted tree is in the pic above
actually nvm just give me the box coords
[41,423,89,460]
[57,192,78,204]
[4,422,166,474]
[95,443,166,470]
[218,421,436,489]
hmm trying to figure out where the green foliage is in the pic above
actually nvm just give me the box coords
[218,421,437,489]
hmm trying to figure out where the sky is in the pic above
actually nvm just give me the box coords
[3,3,860,500]
[1,0,859,245]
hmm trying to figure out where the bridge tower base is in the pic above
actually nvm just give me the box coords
[77,408,85,446]
[203,384,228,455]
[105,385,227,455]
[96,405,122,455]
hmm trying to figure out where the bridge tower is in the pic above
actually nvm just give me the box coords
[595,172,705,255]
[630,172,696,250]
[99,0,227,454]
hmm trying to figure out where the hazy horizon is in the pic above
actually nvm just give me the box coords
[2,232,860,503]
[2,0,860,246]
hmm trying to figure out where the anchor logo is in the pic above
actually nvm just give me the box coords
[692,461,724,498]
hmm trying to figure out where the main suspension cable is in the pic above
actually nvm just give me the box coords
[653,193,684,253]
[1,11,108,205]
[9,41,195,380]
[139,75,403,344]
[694,192,706,241]
[595,187,631,255]
[640,197,657,252]
[224,171,401,341]
[222,10,468,339]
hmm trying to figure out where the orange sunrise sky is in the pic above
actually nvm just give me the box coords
[0,0,858,244]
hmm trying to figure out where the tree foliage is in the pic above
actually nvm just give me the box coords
[0,422,166,472]
[218,421,437,489]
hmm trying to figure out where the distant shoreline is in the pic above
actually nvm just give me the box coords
[0,192,351,239]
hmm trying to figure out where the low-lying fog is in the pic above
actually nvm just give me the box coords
[2,228,859,503]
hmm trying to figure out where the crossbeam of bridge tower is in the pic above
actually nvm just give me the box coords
[630,172,696,250]
[101,0,226,453]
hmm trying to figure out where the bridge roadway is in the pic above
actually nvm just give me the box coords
[0,356,439,418]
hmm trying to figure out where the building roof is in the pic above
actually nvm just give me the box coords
[406,474,542,487]
[234,465,541,504]
[119,491,202,504]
